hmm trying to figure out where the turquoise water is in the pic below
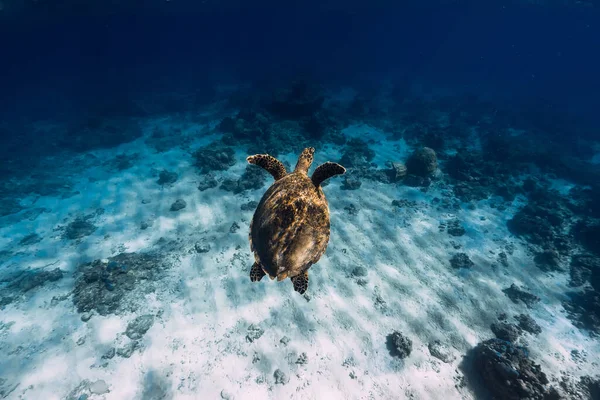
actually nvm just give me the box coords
[0,1,599,399]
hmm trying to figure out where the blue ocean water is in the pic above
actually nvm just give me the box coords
[0,1,599,399]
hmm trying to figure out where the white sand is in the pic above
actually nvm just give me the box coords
[0,114,598,400]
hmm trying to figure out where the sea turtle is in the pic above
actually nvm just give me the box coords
[246,147,345,294]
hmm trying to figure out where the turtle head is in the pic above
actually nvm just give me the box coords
[294,147,315,174]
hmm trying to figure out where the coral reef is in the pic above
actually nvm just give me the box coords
[72,252,168,316]
[170,199,187,211]
[490,322,522,342]
[339,138,376,169]
[220,165,267,194]
[157,170,178,186]
[406,147,438,177]
[450,253,474,269]
[193,144,236,173]
[503,284,541,308]
[461,338,553,400]
[63,217,97,240]
[386,331,413,359]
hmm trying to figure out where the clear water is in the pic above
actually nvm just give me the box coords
[0,1,599,399]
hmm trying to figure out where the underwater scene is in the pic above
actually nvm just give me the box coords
[1,0,600,399]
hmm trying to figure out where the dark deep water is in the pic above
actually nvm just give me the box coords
[2,1,600,399]
[1,2,599,125]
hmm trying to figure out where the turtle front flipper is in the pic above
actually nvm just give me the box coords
[311,162,346,187]
[291,271,309,294]
[247,154,287,181]
[250,262,267,282]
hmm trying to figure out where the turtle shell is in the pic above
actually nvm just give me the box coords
[249,172,330,281]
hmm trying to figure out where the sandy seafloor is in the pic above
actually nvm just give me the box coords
[0,106,599,400]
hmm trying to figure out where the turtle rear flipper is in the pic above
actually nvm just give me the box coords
[247,154,287,180]
[291,271,309,294]
[250,262,267,282]
[311,162,346,187]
